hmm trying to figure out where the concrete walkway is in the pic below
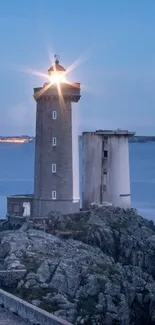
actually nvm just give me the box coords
[0,307,31,325]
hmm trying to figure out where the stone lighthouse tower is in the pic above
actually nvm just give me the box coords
[33,57,81,217]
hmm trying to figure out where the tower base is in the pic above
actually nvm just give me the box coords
[33,199,80,217]
[111,194,131,209]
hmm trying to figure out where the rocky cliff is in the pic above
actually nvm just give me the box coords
[0,206,155,325]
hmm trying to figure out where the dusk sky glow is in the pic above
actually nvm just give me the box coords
[0,0,155,135]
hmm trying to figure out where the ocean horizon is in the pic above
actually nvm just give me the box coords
[0,141,154,221]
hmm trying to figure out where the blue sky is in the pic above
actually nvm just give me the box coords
[0,0,155,135]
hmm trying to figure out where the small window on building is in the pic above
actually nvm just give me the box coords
[52,190,56,200]
[13,204,20,213]
[52,111,57,119]
[103,170,107,175]
[52,137,57,146]
[52,163,56,173]
[104,150,108,158]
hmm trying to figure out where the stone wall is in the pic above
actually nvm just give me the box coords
[0,289,72,325]
[0,270,26,286]
[8,216,27,228]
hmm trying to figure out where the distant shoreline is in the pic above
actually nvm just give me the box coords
[0,135,155,144]
[0,136,34,144]
[129,136,155,143]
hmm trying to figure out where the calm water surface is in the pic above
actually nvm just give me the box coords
[0,142,154,220]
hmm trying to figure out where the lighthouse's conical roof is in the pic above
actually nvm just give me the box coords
[48,59,66,73]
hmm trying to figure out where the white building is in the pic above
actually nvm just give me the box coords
[82,130,135,209]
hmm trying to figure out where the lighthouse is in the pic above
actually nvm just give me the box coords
[33,57,81,217]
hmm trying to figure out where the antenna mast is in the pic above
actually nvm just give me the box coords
[54,53,60,63]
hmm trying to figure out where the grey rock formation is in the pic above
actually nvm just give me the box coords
[0,206,155,324]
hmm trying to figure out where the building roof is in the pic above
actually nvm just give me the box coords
[48,59,66,73]
[83,130,135,137]
[7,194,34,199]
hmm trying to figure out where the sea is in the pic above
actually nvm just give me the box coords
[0,142,154,221]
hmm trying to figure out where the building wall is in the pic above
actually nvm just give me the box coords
[72,105,80,202]
[101,138,109,202]
[33,84,80,217]
[82,133,103,208]
[7,197,33,218]
[34,99,73,200]
[107,135,131,208]
[33,199,80,216]
[82,132,131,209]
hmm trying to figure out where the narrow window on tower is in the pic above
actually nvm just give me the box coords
[52,163,56,173]
[104,150,108,158]
[52,137,57,146]
[52,190,56,200]
[103,171,107,185]
[52,110,57,119]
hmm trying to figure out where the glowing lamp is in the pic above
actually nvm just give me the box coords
[49,71,67,84]
[48,58,67,84]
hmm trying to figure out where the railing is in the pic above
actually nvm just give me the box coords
[0,289,73,325]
